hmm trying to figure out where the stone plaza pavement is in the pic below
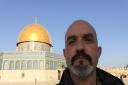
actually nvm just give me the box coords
[123,78,128,85]
[0,79,128,85]
[0,81,59,85]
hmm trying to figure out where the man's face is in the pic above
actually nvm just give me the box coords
[63,21,101,79]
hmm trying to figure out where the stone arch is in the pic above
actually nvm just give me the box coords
[33,60,38,69]
[15,60,21,69]
[27,60,32,69]
[3,60,9,70]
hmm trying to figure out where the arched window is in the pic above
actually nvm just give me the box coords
[3,60,9,70]
[15,60,21,69]
[21,60,26,70]
[9,60,14,70]
[46,60,49,69]
[33,60,38,69]
[39,60,44,69]
[27,60,32,69]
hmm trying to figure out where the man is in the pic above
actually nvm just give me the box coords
[57,20,125,85]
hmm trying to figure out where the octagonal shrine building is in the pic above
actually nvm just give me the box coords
[0,22,66,84]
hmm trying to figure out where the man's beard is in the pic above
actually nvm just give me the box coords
[68,50,94,79]
[70,64,94,79]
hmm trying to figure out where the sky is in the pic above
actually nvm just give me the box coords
[0,0,127,67]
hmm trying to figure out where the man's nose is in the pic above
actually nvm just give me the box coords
[76,40,84,50]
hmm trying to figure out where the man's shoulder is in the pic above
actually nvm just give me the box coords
[96,67,125,85]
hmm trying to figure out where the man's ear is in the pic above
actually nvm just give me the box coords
[63,48,66,58]
[97,46,102,59]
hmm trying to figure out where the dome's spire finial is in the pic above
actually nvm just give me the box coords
[35,16,38,24]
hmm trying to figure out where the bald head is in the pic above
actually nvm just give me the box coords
[65,20,98,46]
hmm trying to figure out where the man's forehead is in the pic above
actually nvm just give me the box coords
[65,20,96,40]
[66,32,94,39]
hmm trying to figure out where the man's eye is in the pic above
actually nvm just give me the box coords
[86,38,93,41]
[67,39,75,45]
[84,37,94,43]
[83,34,94,43]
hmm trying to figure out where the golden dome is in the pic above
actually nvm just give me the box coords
[17,23,51,46]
